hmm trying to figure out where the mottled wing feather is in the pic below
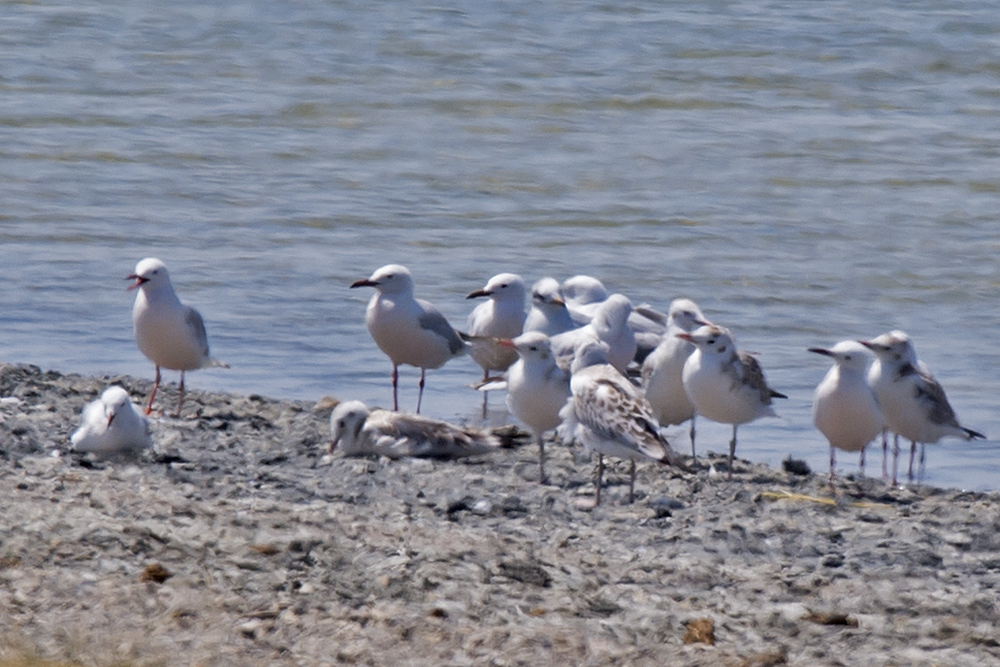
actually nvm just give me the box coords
[417,300,465,355]
[365,410,497,458]
[911,370,960,428]
[575,372,668,461]
[734,351,784,404]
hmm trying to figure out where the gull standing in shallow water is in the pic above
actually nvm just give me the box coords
[501,332,571,483]
[329,400,499,458]
[809,341,885,485]
[861,330,984,484]
[128,257,228,417]
[679,324,786,478]
[71,386,152,456]
[641,298,710,456]
[351,264,465,414]
[558,339,683,505]
[464,273,527,414]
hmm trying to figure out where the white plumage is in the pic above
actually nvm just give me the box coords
[503,332,571,483]
[862,330,984,484]
[70,386,152,456]
[128,257,227,417]
[523,277,576,337]
[550,294,637,374]
[351,264,465,414]
[679,324,786,478]
[810,341,885,483]
[641,298,709,454]
[465,272,527,379]
[329,400,499,459]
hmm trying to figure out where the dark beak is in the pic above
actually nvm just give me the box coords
[808,347,833,357]
[466,289,490,299]
[350,279,377,289]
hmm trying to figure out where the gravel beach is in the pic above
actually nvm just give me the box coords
[1,361,999,666]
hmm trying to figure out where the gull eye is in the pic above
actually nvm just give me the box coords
[338,419,346,428]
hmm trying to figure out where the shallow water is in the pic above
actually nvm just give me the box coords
[2,0,999,490]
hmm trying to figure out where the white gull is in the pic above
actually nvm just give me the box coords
[679,324,786,478]
[809,341,885,484]
[128,257,227,418]
[523,277,576,337]
[350,264,465,414]
[501,331,571,483]
[70,386,152,456]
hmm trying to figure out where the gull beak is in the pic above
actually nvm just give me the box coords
[808,347,834,357]
[550,296,565,307]
[858,340,875,350]
[106,411,116,428]
[497,338,516,350]
[676,333,695,342]
[126,274,148,291]
[466,288,490,299]
[350,278,378,289]
[694,318,711,327]
[328,438,339,454]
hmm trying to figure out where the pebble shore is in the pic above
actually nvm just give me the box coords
[1,362,999,667]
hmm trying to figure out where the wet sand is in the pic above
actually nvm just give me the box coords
[1,362,998,666]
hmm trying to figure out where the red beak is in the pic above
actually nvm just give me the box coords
[497,339,516,349]
[126,274,148,291]
[676,333,695,342]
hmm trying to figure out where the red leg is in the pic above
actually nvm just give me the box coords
[595,454,604,506]
[145,366,161,415]
[416,368,426,414]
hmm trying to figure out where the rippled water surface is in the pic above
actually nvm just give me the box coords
[3,0,1000,490]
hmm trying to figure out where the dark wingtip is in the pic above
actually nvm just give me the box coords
[965,427,986,440]
[771,390,789,399]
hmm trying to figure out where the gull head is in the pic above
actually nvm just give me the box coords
[859,330,916,365]
[561,275,608,307]
[570,337,611,373]
[467,273,526,303]
[530,277,565,307]
[677,323,735,358]
[504,331,555,363]
[593,294,633,330]
[127,257,170,292]
[101,386,133,427]
[329,400,371,453]
[809,340,872,372]
[350,264,414,295]
[667,298,709,332]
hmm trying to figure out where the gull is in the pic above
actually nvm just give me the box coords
[329,400,499,459]
[70,386,152,456]
[465,273,527,414]
[351,264,465,414]
[561,274,609,325]
[861,330,984,484]
[501,332,571,483]
[558,339,683,505]
[128,257,228,417]
[641,298,710,455]
[679,324,786,478]
[550,294,637,374]
[523,277,576,337]
[809,341,885,485]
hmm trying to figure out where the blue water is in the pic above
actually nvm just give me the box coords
[2,0,999,490]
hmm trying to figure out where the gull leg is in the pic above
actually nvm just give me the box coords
[629,460,636,504]
[829,445,836,489]
[891,435,900,486]
[481,369,489,419]
[537,433,547,484]
[416,368,426,414]
[880,430,888,480]
[918,442,927,481]
[690,414,697,458]
[175,370,185,418]
[728,424,738,480]
[595,454,604,506]
[859,446,866,478]
[391,365,400,412]
[145,366,161,415]
[907,440,917,482]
